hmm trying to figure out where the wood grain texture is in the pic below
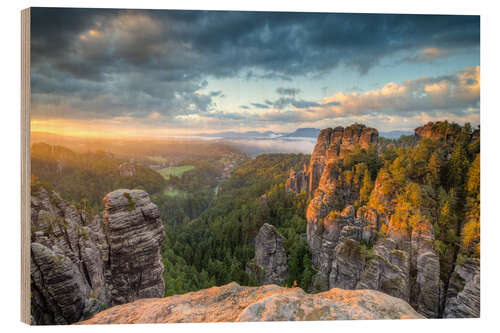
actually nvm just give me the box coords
[21,7,31,325]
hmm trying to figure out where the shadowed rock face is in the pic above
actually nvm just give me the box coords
[305,202,443,318]
[30,187,165,325]
[77,282,423,324]
[250,223,289,286]
[444,258,480,318]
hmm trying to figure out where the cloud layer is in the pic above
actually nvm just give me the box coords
[30,8,480,132]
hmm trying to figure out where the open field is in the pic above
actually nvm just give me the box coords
[158,165,195,180]
[146,156,169,163]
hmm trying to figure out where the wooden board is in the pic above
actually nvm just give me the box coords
[21,7,30,325]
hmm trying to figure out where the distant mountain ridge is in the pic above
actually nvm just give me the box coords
[379,130,413,139]
[280,128,321,138]
[198,128,413,140]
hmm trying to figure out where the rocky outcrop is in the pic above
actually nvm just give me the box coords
[358,238,411,302]
[306,202,443,317]
[78,282,423,324]
[443,258,480,318]
[286,124,379,196]
[30,186,165,325]
[247,223,289,286]
[103,189,166,305]
[285,165,309,193]
[295,124,448,318]
[414,121,465,144]
[410,221,442,318]
[118,162,136,177]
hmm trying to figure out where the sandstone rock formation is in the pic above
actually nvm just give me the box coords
[286,124,378,196]
[247,223,289,286]
[285,164,309,193]
[306,200,442,318]
[30,186,165,325]
[78,282,423,324]
[414,121,468,144]
[288,124,448,318]
[118,162,136,176]
[443,258,480,318]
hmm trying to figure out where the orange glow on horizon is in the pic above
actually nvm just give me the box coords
[30,118,281,139]
[30,118,180,139]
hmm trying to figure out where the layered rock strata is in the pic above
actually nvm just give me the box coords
[30,187,165,325]
[289,124,447,318]
[247,223,289,286]
[443,258,480,318]
[286,124,378,195]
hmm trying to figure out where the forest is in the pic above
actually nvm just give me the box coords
[158,121,480,296]
[31,142,166,211]
[30,121,480,301]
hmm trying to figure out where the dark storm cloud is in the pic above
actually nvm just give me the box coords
[30,8,479,122]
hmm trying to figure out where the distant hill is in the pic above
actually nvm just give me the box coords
[281,128,321,138]
[379,130,413,139]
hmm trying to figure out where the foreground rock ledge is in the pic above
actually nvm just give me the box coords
[78,282,423,324]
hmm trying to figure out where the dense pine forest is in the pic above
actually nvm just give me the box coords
[159,153,313,295]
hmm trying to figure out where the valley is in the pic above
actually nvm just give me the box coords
[29,121,480,324]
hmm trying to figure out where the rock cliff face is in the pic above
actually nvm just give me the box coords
[287,124,466,319]
[305,183,442,318]
[285,164,309,194]
[30,187,165,325]
[286,124,378,195]
[247,224,289,285]
[78,282,423,324]
[414,121,468,144]
[443,258,480,318]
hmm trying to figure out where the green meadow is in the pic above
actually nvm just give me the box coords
[158,165,195,180]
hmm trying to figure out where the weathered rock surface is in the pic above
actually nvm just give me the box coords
[286,124,379,196]
[306,202,442,318]
[410,221,442,318]
[30,186,165,325]
[443,258,480,318]
[285,165,309,193]
[294,124,448,318]
[103,189,165,305]
[247,223,289,285]
[78,282,423,324]
[31,242,101,325]
[414,121,469,144]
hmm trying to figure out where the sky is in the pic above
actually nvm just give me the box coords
[30,8,480,137]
